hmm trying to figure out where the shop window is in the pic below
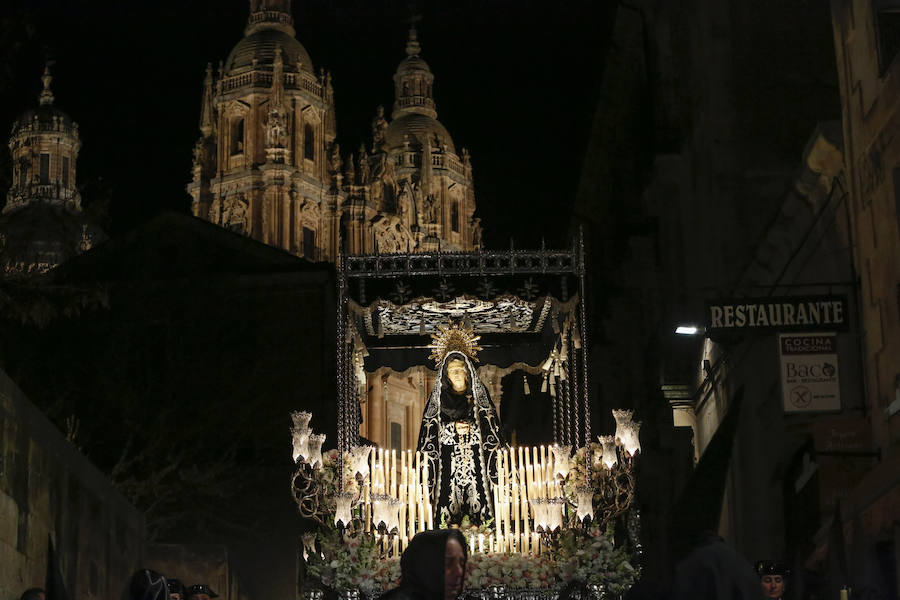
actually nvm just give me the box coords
[231,118,244,155]
[304,124,315,161]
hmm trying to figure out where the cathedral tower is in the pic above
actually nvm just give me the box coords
[6,66,81,214]
[1,66,103,276]
[343,26,481,254]
[386,25,480,251]
[188,6,481,261]
[187,0,341,260]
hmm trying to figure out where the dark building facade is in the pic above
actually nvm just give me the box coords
[571,0,875,589]
[0,213,337,600]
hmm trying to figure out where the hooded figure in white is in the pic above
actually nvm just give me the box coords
[416,350,505,525]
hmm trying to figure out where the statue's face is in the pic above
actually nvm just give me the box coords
[446,359,468,393]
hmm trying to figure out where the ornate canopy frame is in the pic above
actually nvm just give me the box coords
[334,234,592,472]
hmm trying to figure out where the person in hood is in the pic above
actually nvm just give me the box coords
[756,561,788,599]
[125,569,169,600]
[671,532,763,600]
[381,529,468,600]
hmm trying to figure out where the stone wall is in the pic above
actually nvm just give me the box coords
[0,368,145,600]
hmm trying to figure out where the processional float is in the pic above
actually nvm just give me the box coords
[292,237,642,599]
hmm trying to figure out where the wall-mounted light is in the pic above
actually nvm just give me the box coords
[675,325,701,335]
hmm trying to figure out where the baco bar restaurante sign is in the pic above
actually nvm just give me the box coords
[706,295,849,334]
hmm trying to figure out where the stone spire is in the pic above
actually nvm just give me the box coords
[199,63,215,136]
[405,23,421,57]
[39,63,54,106]
[246,0,295,36]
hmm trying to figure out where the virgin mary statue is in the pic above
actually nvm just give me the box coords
[417,323,505,526]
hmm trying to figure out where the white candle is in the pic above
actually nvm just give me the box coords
[391,449,397,498]
[408,450,416,535]
[381,448,388,495]
[541,445,549,498]
[524,450,533,498]
[512,482,520,539]
[478,533,484,554]
[493,478,500,531]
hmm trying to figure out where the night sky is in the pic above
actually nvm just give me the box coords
[0,0,614,249]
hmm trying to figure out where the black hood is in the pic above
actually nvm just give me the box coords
[399,529,467,600]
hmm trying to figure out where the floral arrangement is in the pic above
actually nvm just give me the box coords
[555,525,637,596]
[303,521,636,598]
[562,443,605,502]
[440,514,495,546]
[372,556,402,592]
[305,525,387,598]
[315,449,364,500]
[466,552,556,590]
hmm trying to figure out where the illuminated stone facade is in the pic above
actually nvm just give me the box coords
[1,66,102,277]
[187,0,480,261]
[831,0,900,559]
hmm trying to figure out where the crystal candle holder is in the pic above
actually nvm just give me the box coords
[292,428,310,464]
[349,445,372,479]
[551,444,572,478]
[598,435,618,469]
[334,492,355,527]
[306,433,326,468]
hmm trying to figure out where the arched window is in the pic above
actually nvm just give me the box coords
[231,118,244,155]
[304,124,315,161]
[451,200,460,233]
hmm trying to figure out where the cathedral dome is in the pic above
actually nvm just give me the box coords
[385,113,455,154]
[396,54,432,77]
[225,29,313,74]
[10,67,77,137]
[12,104,76,133]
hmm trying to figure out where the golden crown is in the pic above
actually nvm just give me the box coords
[429,322,482,365]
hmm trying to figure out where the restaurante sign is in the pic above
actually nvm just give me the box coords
[706,295,849,333]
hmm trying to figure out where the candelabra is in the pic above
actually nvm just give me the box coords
[290,409,641,554]
[290,411,330,523]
